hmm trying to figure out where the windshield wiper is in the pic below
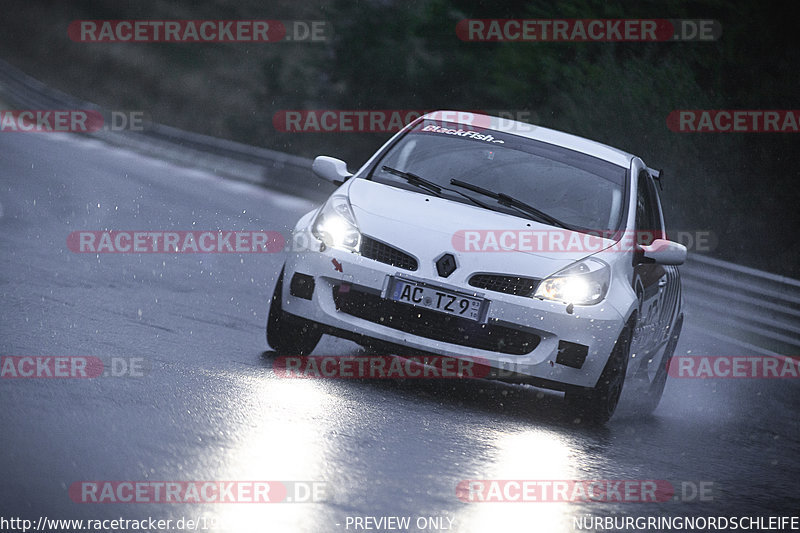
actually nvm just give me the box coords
[380,166,493,210]
[381,166,443,196]
[450,178,571,230]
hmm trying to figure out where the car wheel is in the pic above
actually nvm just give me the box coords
[266,268,322,355]
[637,315,683,414]
[565,320,633,425]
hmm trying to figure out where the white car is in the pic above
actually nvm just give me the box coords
[267,111,686,423]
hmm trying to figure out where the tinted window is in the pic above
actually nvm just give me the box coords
[372,120,628,233]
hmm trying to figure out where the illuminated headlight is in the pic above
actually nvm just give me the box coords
[534,258,610,305]
[311,195,361,252]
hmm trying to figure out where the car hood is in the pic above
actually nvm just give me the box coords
[346,178,615,280]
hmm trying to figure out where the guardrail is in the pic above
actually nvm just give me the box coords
[680,254,800,355]
[1,58,797,355]
[0,58,334,202]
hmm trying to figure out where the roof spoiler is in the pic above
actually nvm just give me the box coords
[647,166,664,190]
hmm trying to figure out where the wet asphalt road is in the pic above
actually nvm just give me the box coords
[1,132,798,532]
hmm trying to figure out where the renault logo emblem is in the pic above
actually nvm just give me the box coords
[435,253,457,278]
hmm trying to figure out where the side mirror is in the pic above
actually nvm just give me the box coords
[639,239,687,265]
[312,156,352,185]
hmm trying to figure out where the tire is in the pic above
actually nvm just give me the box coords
[637,315,683,415]
[565,321,633,425]
[266,268,322,355]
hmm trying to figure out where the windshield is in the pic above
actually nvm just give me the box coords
[370,119,628,233]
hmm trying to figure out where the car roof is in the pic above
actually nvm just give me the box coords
[422,110,635,168]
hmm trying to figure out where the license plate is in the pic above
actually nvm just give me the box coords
[389,278,485,321]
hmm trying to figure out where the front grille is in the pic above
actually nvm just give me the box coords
[469,274,539,297]
[360,236,418,271]
[333,286,540,355]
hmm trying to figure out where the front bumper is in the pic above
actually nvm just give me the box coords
[281,245,625,389]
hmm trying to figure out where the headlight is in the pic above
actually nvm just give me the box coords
[534,258,610,305]
[311,195,361,252]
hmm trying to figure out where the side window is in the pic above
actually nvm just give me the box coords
[636,170,662,245]
[648,176,666,240]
